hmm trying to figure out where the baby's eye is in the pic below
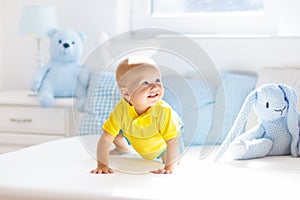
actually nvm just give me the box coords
[141,81,149,85]
[266,102,269,108]
[155,79,161,83]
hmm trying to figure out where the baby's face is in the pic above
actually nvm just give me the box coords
[118,64,164,114]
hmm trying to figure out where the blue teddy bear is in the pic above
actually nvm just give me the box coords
[31,28,85,108]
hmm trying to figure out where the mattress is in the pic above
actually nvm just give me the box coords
[0,135,300,200]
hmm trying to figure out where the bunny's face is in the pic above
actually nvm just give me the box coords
[253,85,288,121]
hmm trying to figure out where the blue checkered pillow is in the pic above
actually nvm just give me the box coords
[79,72,121,135]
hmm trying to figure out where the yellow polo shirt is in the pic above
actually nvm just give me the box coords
[102,98,181,160]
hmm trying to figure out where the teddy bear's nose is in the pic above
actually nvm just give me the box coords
[63,43,70,48]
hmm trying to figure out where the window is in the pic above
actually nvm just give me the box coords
[130,0,278,36]
[152,0,263,15]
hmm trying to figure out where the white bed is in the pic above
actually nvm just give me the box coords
[1,134,300,200]
[2,67,300,200]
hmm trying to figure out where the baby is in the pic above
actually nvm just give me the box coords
[90,56,183,174]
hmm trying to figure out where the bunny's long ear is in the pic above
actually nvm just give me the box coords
[279,84,299,157]
[214,89,257,161]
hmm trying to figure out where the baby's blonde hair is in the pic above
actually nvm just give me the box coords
[116,56,158,84]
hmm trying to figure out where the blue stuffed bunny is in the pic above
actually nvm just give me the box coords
[215,84,300,161]
[31,28,85,107]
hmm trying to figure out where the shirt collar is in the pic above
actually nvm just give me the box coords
[121,98,160,119]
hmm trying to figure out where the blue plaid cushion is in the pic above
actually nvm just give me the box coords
[79,72,121,135]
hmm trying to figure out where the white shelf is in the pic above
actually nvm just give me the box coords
[0,90,75,107]
[0,90,78,154]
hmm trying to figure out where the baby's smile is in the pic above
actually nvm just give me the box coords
[147,93,159,98]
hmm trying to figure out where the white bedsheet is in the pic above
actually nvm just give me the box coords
[0,135,300,200]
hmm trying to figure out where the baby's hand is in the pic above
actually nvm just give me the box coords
[150,168,172,174]
[150,164,175,174]
[90,164,114,174]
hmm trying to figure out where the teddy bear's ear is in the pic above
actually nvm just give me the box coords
[48,28,58,38]
[77,32,86,43]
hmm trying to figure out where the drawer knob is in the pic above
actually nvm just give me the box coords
[9,118,32,123]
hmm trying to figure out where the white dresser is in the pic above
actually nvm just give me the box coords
[0,90,80,153]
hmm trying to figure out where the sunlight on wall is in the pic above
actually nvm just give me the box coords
[0,0,118,90]
[2,0,300,90]
[278,0,300,36]
[0,1,3,90]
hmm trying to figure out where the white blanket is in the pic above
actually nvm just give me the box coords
[0,135,300,200]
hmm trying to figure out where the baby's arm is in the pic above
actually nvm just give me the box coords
[150,137,179,174]
[90,130,115,174]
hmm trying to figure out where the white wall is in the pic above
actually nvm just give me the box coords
[0,0,118,90]
[195,37,300,72]
[0,1,3,90]
[1,0,300,91]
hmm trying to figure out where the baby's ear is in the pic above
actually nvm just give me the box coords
[120,86,130,100]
